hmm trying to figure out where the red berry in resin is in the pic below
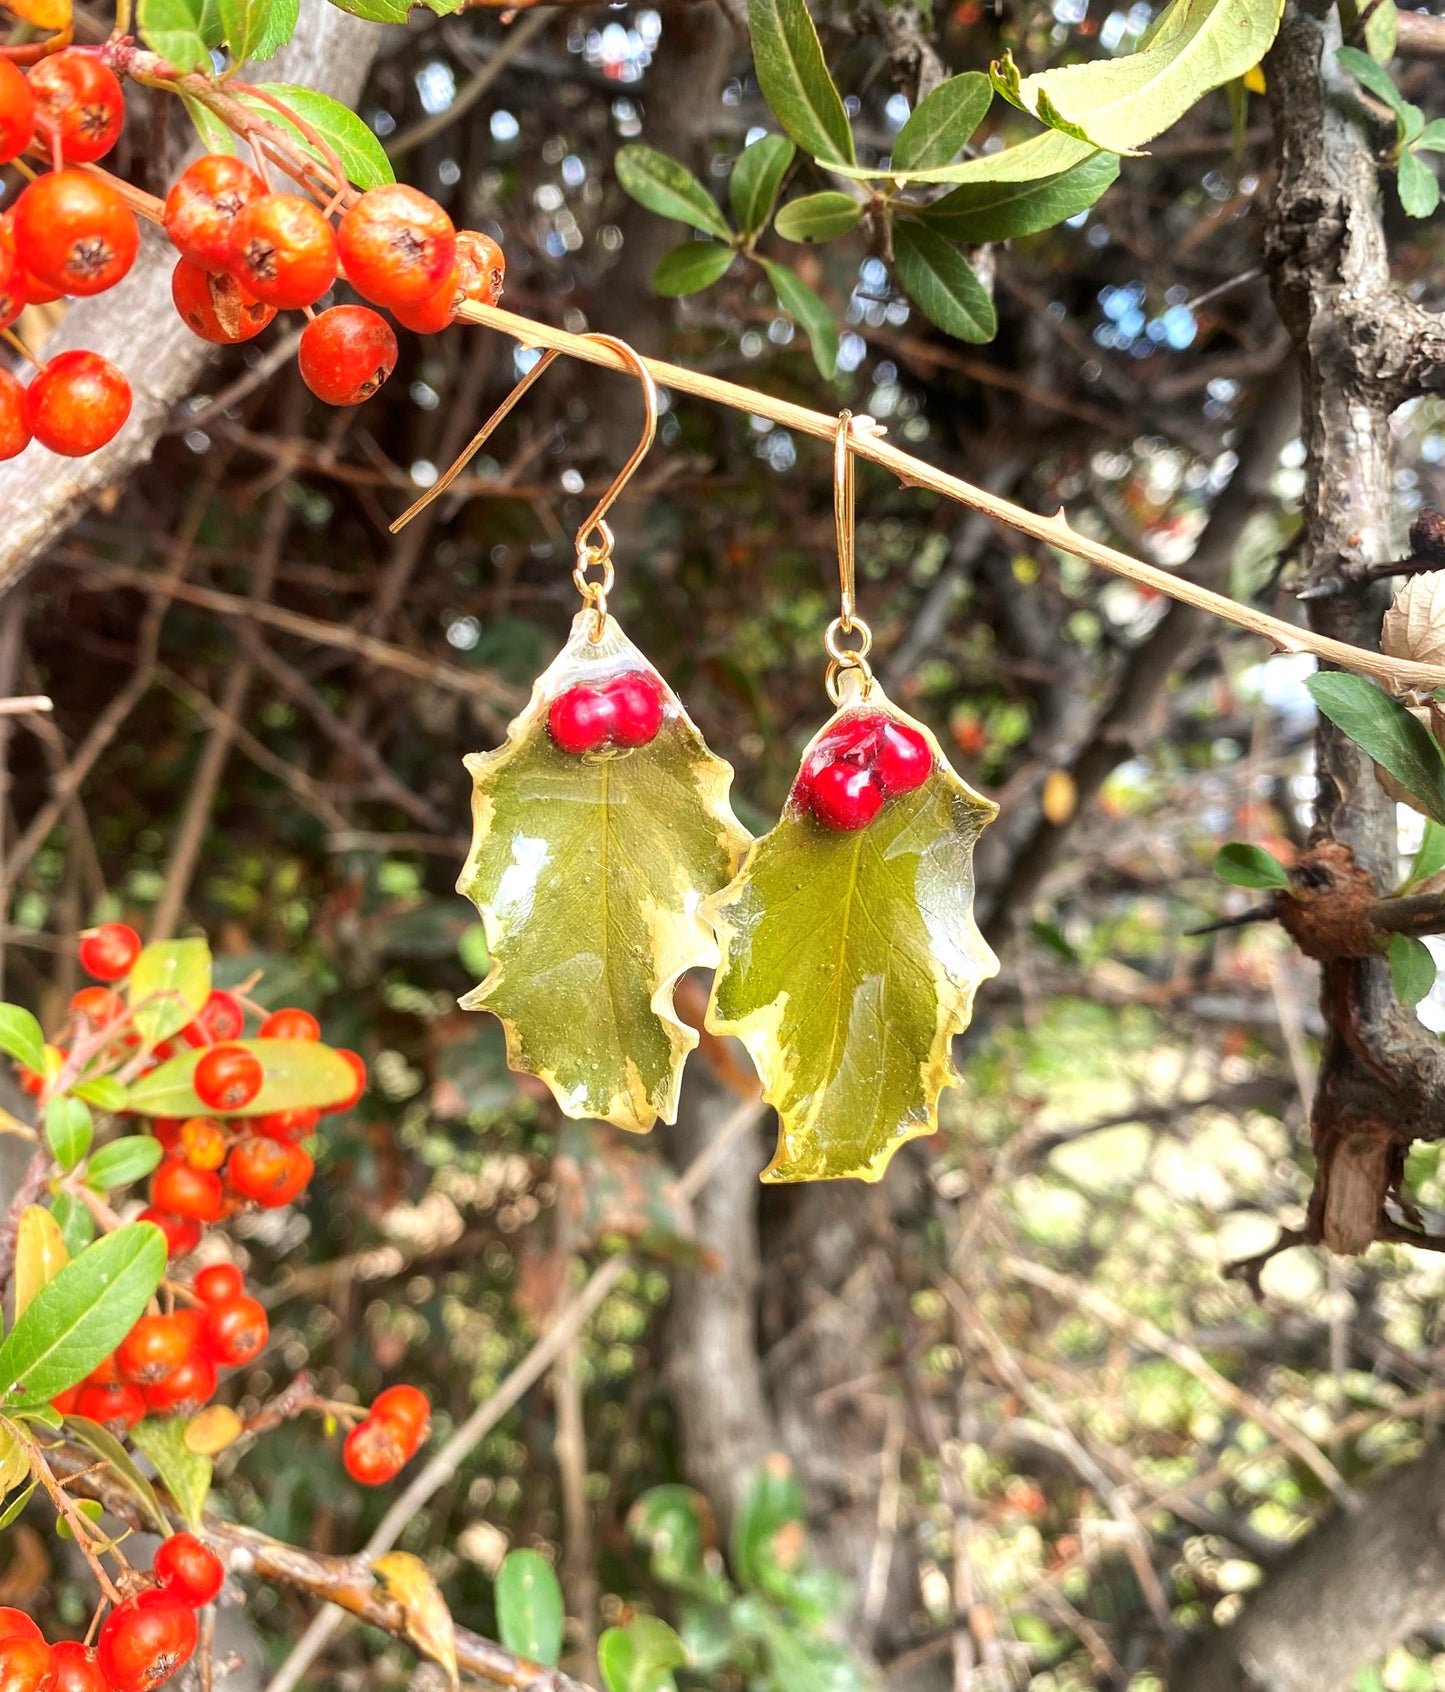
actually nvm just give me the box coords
[97,1590,199,1692]
[194,1262,245,1305]
[78,922,141,981]
[605,671,665,747]
[142,1350,217,1416]
[180,988,245,1047]
[392,228,506,332]
[154,1532,225,1608]
[298,305,397,406]
[0,60,35,167]
[29,52,124,164]
[872,718,931,795]
[179,1115,227,1172]
[254,1105,319,1142]
[171,257,275,345]
[164,154,267,273]
[548,686,614,754]
[25,351,132,457]
[50,1642,109,1692]
[229,194,337,310]
[809,761,884,832]
[200,1293,268,1366]
[0,371,29,463]
[336,184,455,307]
[0,1613,42,1646]
[194,1043,262,1111]
[258,1006,319,1041]
[14,171,139,296]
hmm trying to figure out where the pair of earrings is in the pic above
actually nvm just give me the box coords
[395,338,999,1184]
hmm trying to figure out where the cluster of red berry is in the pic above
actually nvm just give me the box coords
[55,1262,267,1431]
[0,47,506,459]
[0,1528,223,1690]
[342,1384,431,1485]
[546,669,667,755]
[793,710,933,831]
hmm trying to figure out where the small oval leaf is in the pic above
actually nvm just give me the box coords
[759,259,838,378]
[1213,842,1290,890]
[892,72,992,172]
[14,1207,68,1320]
[86,1135,165,1193]
[746,0,854,167]
[652,241,735,297]
[495,1549,565,1667]
[729,133,795,237]
[1389,932,1437,1005]
[0,1005,45,1075]
[892,223,998,343]
[773,191,861,244]
[615,145,732,240]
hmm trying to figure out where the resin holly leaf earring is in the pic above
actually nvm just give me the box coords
[705,413,1000,1183]
[394,336,750,1132]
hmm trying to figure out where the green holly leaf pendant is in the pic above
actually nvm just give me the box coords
[705,682,999,1182]
[457,612,752,1132]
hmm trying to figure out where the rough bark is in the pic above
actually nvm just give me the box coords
[0,0,382,593]
[1170,1440,1445,1692]
[1265,1,1445,1258]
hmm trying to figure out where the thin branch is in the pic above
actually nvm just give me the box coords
[452,301,1445,694]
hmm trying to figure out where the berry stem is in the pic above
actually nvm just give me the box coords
[21,1432,126,1605]
[0,330,43,375]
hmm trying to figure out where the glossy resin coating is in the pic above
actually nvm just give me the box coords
[457,612,751,1132]
[705,681,999,1182]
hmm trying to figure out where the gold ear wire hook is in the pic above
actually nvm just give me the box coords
[389,333,659,639]
[824,410,874,705]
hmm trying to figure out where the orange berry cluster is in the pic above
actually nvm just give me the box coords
[343,1384,431,1485]
[0,48,506,461]
[0,1530,223,1690]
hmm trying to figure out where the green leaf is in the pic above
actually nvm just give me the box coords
[457,614,750,1132]
[626,1486,714,1594]
[495,1550,565,1667]
[137,0,211,70]
[1305,673,1445,825]
[598,1616,688,1692]
[892,72,992,172]
[759,258,838,378]
[830,126,1095,185]
[322,0,408,21]
[0,1484,36,1533]
[773,190,861,243]
[217,0,267,61]
[706,691,999,1182]
[913,150,1120,243]
[249,0,297,55]
[0,1421,29,1496]
[1414,119,1445,154]
[733,1460,806,1597]
[130,1417,212,1529]
[87,1135,165,1193]
[49,1192,94,1256]
[180,95,237,154]
[1213,842,1290,890]
[615,145,732,241]
[747,0,854,167]
[892,222,998,343]
[65,1415,170,1534]
[1399,147,1440,218]
[0,1005,45,1074]
[128,938,211,1050]
[729,133,795,238]
[1337,44,1407,116]
[244,84,394,189]
[1342,0,1397,62]
[127,1038,361,1118]
[652,242,736,298]
[1000,0,1285,156]
[0,1223,167,1405]
[74,1075,129,1112]
[1406,820,1445,889]
[45,1096,92,1172]
[1389,932,1437,1005]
